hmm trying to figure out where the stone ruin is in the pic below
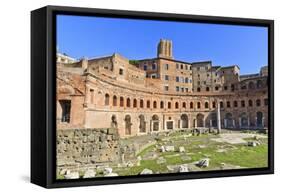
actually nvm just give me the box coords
[57,128,121,173]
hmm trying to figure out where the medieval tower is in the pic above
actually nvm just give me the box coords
[157,39,173,59]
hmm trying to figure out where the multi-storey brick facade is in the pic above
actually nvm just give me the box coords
[57,39,268,138]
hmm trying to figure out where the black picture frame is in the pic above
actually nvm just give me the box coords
[31,5,274,188]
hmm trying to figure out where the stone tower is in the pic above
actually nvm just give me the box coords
[157,39,173,59]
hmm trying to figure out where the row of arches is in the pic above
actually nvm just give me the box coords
[104,93,268,110]
[112,111,265,136]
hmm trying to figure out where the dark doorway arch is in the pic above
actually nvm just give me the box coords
[196,113,204,127]
[181,114,188,128]
[125,115,132,135]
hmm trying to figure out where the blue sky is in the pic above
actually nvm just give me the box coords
[57,15,268,74]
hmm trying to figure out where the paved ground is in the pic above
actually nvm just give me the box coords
[211,133,267,144]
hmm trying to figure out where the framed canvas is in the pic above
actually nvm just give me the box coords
[31,5,274,188]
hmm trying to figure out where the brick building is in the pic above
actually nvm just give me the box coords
[57,39,268,137]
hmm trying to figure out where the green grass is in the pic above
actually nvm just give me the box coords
[116,133,268,176]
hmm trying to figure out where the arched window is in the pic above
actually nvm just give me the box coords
[133,99,137,108]
[182,102,186,108]
[206,87,210,92]
[190,102,194,109]
[168,102,171,109]
[205,102,209,109]
[220,101,224,108]
[212,101,216,108]
[227,101,231,108]
[120,97,124,107]
[153,101,157,108]
[197,102,201,109]
[147,100,150,108]
[234,101,238,107]
[126,98,131,107]
[140,99,144,108]
[105,93,110,105]
[160,101,164,109]
[248,100,253,107]
[256,99,261,107]
[175,102,179,109]
[197,87,201,92]
[113,95,117,106]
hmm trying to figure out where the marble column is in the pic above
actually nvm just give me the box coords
[217,101,221,133]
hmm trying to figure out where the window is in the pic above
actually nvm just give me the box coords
[215,86,219,91]
[165,64,169,70]
[113,95,117,106]
[140,99,144,108]
[119,68,124,75]
[197,87,201,92]
[168,102,171,109]
[180,64,183,69]
[182,102,186,108]
[143,65,147,70]
[151,74,157,79]
[185,88,189,92]
[176,76,179,82]
[185,77,189,83]
[164,86,169,91]
[224,86,228,90]
[165,75,169,80]
[176,86,180,92]
[153,101,157,108]
[105,94,110,105]
[198,74,200,78]
[175,102,179,109]
[126,98,131,107]
[190,102,194,109]
[147,100,150,108]
[207,74,209,77]
[185,65,188,70]
[205,102,209,109]
[264,98,268,106]
[181,87,184,92]
[197,102,201,109]
[197,67,200,71]
[181,77,184,83]
[220,101,224,108]
[133,99,137,108]
[59,100,71,123]
[206,87,210,91]
[248,100,253,107]
[197,81,200,85]
[231,84,235,91]
[256,99,261,107]
[241,100,245,107]
[212,101,216,108]
[176,63,179,69]
[205,66,208,70]
[234,101,238,107]
[160,101,164,109]
[152,63,156,70]
[227,101,231,108]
